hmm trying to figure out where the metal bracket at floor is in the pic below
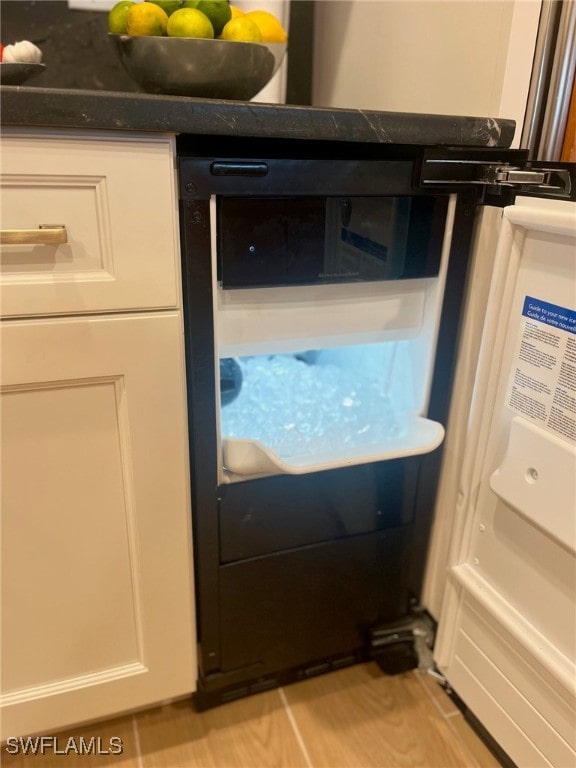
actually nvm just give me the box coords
[368,608,450,690]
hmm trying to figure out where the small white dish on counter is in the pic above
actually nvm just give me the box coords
[0,63,46,86]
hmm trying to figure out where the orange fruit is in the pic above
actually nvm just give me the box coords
[126,2,169,35]
[245,10,287,43]
[229,5,244,19]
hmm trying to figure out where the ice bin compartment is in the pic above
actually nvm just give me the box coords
[220,344,445,477]
[214,191,455,480]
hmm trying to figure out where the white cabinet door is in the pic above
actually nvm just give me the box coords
[1,312,196,739]
[434,197,576,768]
[0,132,181,317]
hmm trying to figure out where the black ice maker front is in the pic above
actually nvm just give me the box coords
[178,141,474,707]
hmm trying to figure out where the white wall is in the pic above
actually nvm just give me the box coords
[312,0,541,145]
[240,0,290,103]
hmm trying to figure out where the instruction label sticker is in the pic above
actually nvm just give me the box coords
[506,296,576,444]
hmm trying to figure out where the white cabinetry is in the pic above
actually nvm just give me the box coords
[0,131,196,739]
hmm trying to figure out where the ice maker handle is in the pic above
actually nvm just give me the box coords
[210,162,268,177]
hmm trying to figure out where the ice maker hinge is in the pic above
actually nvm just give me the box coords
[420,160,572,197]
[483,165,570,190]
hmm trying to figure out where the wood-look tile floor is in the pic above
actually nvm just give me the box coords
[3,665,502,768]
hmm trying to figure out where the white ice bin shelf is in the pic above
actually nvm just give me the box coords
[224,416,444,477]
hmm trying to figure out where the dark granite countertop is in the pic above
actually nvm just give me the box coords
[0,85,515,147]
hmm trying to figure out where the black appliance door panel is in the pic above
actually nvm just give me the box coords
[219,460,420,563]
[218,526,412,675]
[218,195,448,288]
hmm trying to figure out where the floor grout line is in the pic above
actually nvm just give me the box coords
[442,712,486,768]
[278,687,314,768]
[131,714,144,768]
[414,672,485,768]
[413,669,457,720]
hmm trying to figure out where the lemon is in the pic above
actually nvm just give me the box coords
[146,0,183,15]
[220,16,262,42]
[108,0,135,34]
[184,0,231,36]
[126,2,169,35]
[229,5,244,19]
[167,7,214,37]
[245,10,287,43]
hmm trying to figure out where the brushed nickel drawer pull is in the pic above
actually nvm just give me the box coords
[1,225,68,245]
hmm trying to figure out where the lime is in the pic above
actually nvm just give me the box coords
[167,7,214,37]
[126,2,169,35]
[245,10,287,43]
[184,0,231,36]
[108,0,135,34]
[146,0,183,16]
[220,16,262,42]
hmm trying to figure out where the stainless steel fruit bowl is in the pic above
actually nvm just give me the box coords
[109,34,286,100]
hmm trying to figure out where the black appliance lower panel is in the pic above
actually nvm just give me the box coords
[218,525,414,677]
[219,459,420,563]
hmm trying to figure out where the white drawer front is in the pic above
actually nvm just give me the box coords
[0,132,180,317]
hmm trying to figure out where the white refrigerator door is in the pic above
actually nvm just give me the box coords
[433,195,576,768]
